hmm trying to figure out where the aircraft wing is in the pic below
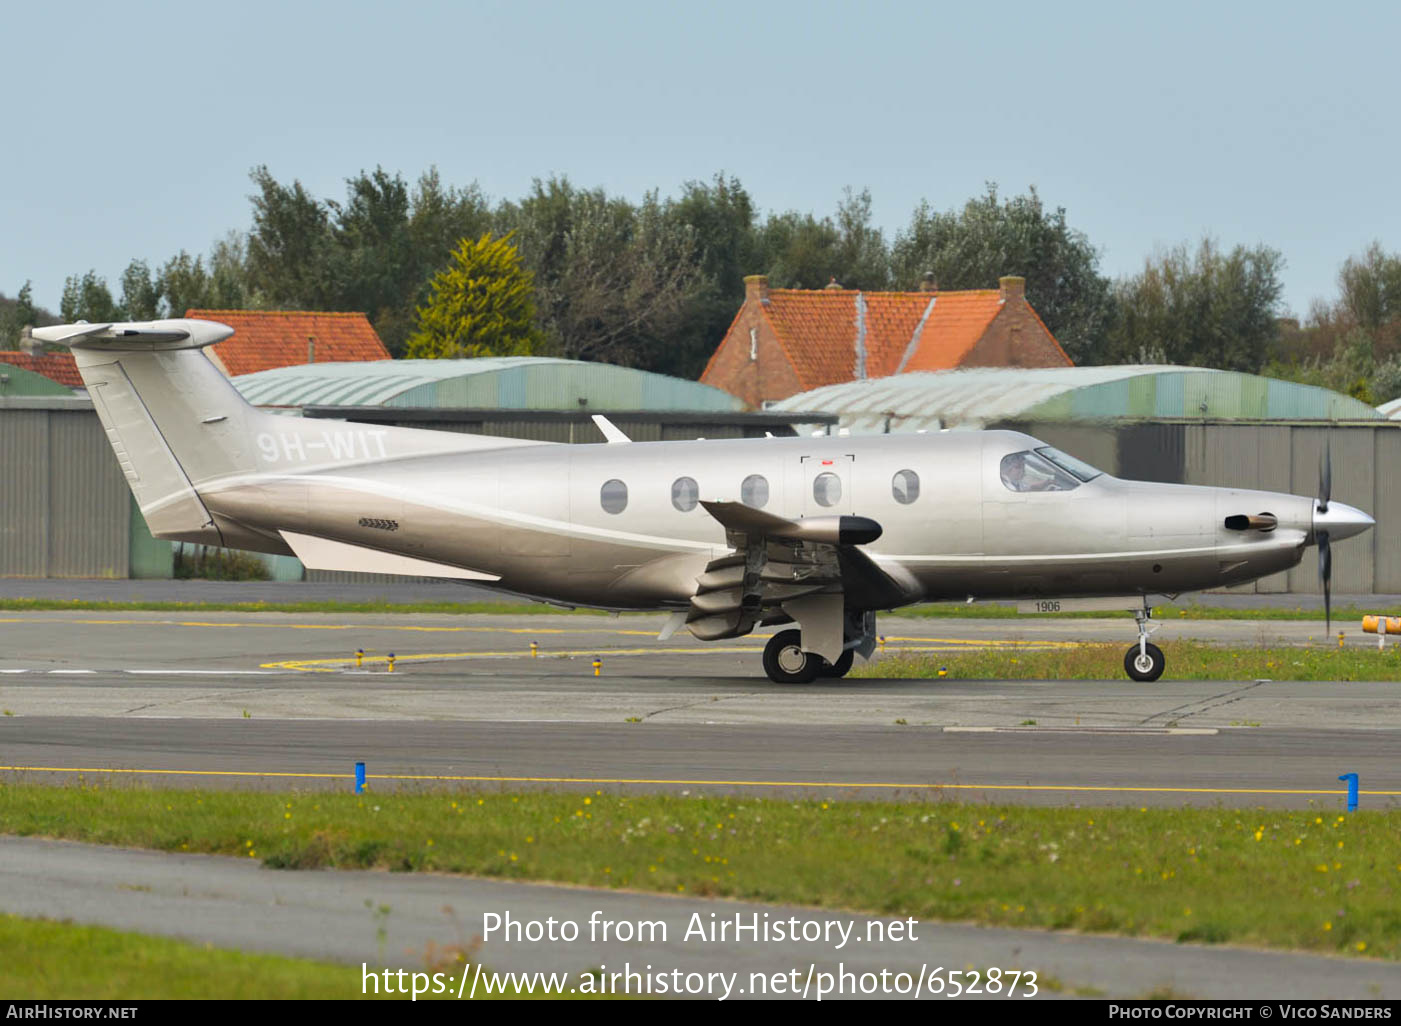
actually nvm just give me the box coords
[689,500,911,657]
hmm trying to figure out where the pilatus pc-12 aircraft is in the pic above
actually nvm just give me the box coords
[33,318,1375,684]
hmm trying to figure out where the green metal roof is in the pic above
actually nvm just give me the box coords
[772,366,1385,432]
[0,363,76,397]
[232,357,746,413]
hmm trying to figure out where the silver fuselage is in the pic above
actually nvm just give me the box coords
[202,427,1338,610]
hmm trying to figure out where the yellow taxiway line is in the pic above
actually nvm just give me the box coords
[262,640,1073,672]
[0,764,1391,797]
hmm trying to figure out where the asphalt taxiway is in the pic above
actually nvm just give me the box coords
[3,836,1396,999]
[0,610,1396,807]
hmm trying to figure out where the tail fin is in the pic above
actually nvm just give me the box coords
[32,318,259,544]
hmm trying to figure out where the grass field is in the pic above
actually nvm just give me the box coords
[0,597,1372,621]
[856,642,1401,681]
[1,784,1395,961]
[0,914,542,999]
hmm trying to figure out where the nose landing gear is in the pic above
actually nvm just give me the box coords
[1124,603,1165,681]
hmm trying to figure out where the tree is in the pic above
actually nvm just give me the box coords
[505,178,708,368]
[0,282,41,348]
[756,188,890,291]
[406,232,542,359]
[246,165,335,309]
[665,173,762,377]
[890,184,1113,363]
[1107,237,1285,371]
[60,270,120,323]
[119,260,160,321]
[157,251,212,317]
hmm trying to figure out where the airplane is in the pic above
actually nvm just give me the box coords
[32,318,1376,684]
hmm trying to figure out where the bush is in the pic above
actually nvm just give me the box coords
[173,546,271,581]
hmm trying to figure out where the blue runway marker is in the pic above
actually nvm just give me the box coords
[1338,772,1358,812]
[355,761,366,794]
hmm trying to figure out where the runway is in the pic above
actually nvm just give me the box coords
[0,610,1397,807]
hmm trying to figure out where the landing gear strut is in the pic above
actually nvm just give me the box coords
[1124,603,1165,682]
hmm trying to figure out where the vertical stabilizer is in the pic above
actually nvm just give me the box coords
[32,319,259,543]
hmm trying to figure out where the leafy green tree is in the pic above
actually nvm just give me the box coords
[119,260,160,321]
[406,232,542,359]
[891,184,1113,363]
[1107,237,1285,372]
[664,173,761,377]
[1337,242,1401,336]
[504,177,708,368]
[158,251,211,316]
[60,270,120,323]
[756,188,890,291]
[0,282,41,347]
[246,165,335,310]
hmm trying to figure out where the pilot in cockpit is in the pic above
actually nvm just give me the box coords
[1001,450,1081,493]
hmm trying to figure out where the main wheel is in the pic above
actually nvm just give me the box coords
[763,629,820,684]
[1124,642,1165,682]
[820,648,855,678]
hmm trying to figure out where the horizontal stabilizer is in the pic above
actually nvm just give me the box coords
[280,531,500,581]
[32,318,233,351]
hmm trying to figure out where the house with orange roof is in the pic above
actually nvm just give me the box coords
[184,310,392,377]
[700,275,1071,406]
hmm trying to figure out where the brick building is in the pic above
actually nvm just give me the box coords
[699,274,1071,406]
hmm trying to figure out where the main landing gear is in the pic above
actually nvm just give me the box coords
[762,629,854,684]
[1124,603,1165,682]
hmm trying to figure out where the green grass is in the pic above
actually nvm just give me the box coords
[0,914,541,999]
[855,642,1401,681]
[0,597,1369,620]
[1,784,1397,961]
[896,602,1374,622]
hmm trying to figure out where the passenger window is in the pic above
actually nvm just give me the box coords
[812,472,842,507]
[672,476,699,512]
[1000,451,1079,493]
[892,469,919,504]
[600,479,628,514]
[740,474,769,509]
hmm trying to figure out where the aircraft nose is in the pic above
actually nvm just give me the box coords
[1314,501,1375,543]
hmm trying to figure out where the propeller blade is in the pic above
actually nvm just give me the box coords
[1319,442,1332,514]
[1318,530,1332,634]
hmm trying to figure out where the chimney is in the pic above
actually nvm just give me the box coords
[18,327,38,356]
[744,274,769,304]
[919,271,937,293]
[999,276,1025,303]
[307,335,316,364]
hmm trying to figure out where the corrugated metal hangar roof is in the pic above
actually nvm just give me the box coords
[232,358,747,412]
[771,366,1384,432]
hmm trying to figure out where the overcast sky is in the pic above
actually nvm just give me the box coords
[4,0,1394,319]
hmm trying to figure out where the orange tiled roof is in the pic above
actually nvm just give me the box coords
[758,288,1008,389]
[0,351,83,389]
[185,310,391,377]
[896,290,1004,373]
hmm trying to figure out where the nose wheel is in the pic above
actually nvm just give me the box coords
[1124,605,1165,681]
